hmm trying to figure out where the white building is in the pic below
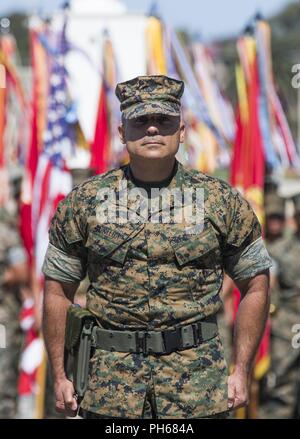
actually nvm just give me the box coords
[58,0,148,143]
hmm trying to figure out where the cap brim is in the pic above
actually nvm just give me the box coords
[123,101,180,120]
[265,209,284,217]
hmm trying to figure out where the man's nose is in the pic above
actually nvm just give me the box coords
[146,124,159,136]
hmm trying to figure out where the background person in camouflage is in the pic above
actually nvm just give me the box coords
[42,75,271,419]
[259,194,300,418]
[264,191,286,312]
[0,179,28,418]
[264,192,286,245]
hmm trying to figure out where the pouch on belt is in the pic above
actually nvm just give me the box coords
[64,304,96,398]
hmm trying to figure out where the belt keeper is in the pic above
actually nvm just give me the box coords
[192,323,200,345]
[135,332,148,356]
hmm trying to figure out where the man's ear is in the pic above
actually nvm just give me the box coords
[179,122,185,143]
[118,124,126,144]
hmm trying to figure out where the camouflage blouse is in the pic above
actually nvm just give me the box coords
[43,159,271,418]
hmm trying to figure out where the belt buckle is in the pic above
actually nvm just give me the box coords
[162,327,182,354]
[135,331,149,356]
[191,322,202,346]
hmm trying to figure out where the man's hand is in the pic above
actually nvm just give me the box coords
[228,271,270,411]
[54,377,78,417]
[43,279,79,416]
[227,370,249,410]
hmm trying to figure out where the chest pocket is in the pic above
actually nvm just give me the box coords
[85,224,144,265]
[86,233,130,265]
[171,226,221,268]
[170,225,222,301]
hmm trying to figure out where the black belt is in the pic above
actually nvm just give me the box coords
[91,316,218,355]
[78,408,120,419]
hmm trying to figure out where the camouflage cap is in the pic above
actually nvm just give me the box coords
[292,194,300,215]
[265,193,285,217]
[115,75,184,120]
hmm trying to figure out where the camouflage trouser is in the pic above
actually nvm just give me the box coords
[79,379,229,419]
[0,305,22,419]
[80,332,229,418]
[259,335,300,419]
[79,379,158,419]
[259,308,300,419]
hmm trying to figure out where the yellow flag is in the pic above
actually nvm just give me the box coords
[146,17,167,75]
[235,63,249,124]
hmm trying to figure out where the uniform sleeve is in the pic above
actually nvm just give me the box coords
[42,190,87,283]
[223,188,272,281]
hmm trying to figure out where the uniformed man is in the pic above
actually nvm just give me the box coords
[259,194,300,418]
[42,75,272,419]
[0,176,28,418]
[264,192,286,310]
[264,192,286,244]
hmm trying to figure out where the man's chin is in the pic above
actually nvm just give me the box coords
[129,147,177,161]
[136,152,169,160]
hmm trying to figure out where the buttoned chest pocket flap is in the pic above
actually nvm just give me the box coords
[85,230,131,265]
[172,227,220,268]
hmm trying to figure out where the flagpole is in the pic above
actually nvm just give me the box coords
[35,348,47,419]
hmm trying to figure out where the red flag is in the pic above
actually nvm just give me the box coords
[90,83,110,174]
[17,299,40,396]
[231,57,265,202]
[231,37,270,382]
[20,29,48,264]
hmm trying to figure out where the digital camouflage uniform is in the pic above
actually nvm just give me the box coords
[259,203,300,419]
[0,208,26,418]
[43,75,272,419]
[43,160,272,419]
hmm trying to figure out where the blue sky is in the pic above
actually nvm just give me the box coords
[0,0,294,40]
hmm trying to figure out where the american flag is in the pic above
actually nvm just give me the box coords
[18,16,73,417]
[33,18,73,276]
